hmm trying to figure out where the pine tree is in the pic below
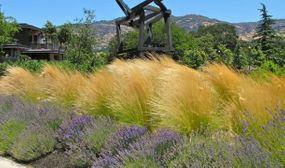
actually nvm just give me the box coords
[255,3,276,59]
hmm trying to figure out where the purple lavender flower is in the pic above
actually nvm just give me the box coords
[92,154,118,168]
[95,129,181,168]
[57,116,116,167]
[57,115,94,149]
[92,126,148,167]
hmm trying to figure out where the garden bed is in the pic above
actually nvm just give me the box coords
[0,57,284,167]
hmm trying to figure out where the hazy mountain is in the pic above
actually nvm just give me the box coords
[93,15,285,50]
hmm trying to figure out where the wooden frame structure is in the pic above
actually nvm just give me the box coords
[115,0,174,55]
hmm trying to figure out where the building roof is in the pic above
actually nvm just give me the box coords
[3,44,28,50]
[22,49,63,54]
[19,23,42,31]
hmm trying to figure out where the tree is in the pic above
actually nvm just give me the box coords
[43,21,57,46]
[64,9,98,71]
[57,24,72,52]
[0,7,19,54]
[255,3,276,59]
[196,24,238,51]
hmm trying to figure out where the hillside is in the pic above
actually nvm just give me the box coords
[94,15,285,49]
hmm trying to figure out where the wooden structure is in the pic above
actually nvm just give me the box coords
[115,0,174,55]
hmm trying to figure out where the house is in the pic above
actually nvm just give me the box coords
[1,23,63,61]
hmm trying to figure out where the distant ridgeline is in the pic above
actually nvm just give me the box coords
[93,14,285,50]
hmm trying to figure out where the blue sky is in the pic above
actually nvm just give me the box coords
[0,0,284,27]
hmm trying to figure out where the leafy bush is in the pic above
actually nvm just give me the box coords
[170,133,232,168]
[57,115,116,167]
[233,136,281,168]
[102,126,147,156]
[93,129,181,168]
[239,111,285,165]
[9,125,56,162]
[93,126,148,167]
[32,151,73,168]
[0,95,70,159]
[119,129,181,168]
[0,120,26,155]
[170,132,281,168]
[250,61,285,80]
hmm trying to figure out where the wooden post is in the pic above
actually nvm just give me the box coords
[138,10,145,51]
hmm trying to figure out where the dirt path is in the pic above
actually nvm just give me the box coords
[0,157,28,168]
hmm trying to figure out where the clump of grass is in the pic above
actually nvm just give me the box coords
[0,120,26,155]
[9,125,56,162]
[0,67,44,102]
[0,56,284,135]
[41,65,87,108]
[204,64,241,101]
[107,58,164,127]
[151,64,219,133]
[77,69,114,116]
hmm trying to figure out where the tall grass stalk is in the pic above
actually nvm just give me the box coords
[0,56,284,133]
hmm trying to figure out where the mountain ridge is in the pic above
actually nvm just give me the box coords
[93,14,285,50]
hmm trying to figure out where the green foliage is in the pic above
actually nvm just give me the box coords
[0,120,26,154]
[123,158,158,168]
[260,61,285,76]
[170,134,232,168]
[0,9,19,53]
[13,60,44,73]
[85,128,111,154]
[255,3,277,58]
[181,49,207,68]
[43,20,57,44]
[196,23,238,51]
[57,24,72,46]
[64,9,102,72]
[10,128,56,162]
[251,61,285,79]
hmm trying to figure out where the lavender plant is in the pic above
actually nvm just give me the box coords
[238,111,285,166]
[57,115,116,167]
[9,123,56,162]
[0,95,71,160]
[233,136,282,168]
[102,126,147,156]
[93,129,181,168]
[169,133,233,168]
[92,126,148,168]
[119,129,181,168]
[0,120,26,155]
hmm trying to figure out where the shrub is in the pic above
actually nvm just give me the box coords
[119,129,181,168]
[170,131,282,168]
[102,126,147,156]
[57,115,116,167]
[9,125,56,162]
[169,133,232,168]
[0,95,70,159]
[94,129,181,168]
[93,126,148,167]
[239,111,285,165]
[233,136,281,168]
[123,158,158,168]
[0,120,26,155]
[32,151,73,168]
